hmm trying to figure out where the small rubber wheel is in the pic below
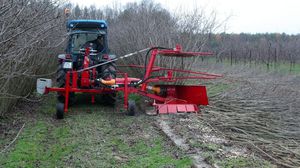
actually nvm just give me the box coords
[56,103,64,119]
[127,100,136,116]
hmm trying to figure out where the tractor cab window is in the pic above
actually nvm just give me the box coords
[71,33,104,53]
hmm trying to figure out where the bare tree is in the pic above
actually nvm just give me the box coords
[0,0,66,116]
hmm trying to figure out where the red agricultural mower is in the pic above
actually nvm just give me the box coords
[36,20,222,119]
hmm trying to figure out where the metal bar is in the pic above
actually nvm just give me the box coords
[47,87,110,93]
[117,64,222,77]
[72,88,112,93]
[139,75,220,83]
[155,67,222,77]
[169,76,216,80]
[135,89,166,102]
[64,72,70,113]
[141,49,158,91]
[124,73,128,109]
[117,64,161,72]
[164,76,220,80]
[47,87,65,92]
[158,50,213,57]
[77,48,150,72]
[91,95,95,104]
[84,47,90,69]
[72,71,77,88]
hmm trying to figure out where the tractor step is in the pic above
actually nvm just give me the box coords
[154,104,199,114]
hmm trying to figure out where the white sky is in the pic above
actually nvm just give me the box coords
[69,0,300,34]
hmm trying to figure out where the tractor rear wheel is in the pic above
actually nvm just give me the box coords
[100,63,117,106]
[56,64,75,105]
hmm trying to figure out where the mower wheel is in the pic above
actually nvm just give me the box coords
[127,100,136,116]
[56,64,75,105]
[56,103,64,119]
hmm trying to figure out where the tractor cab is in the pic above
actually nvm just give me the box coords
[66,20,111,69]
[67,20,108,53]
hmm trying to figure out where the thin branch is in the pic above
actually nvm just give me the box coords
[0,123,25,154]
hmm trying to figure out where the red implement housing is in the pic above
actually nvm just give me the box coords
[44,44,222,115]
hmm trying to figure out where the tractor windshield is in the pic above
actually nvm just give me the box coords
[70,33,103,53]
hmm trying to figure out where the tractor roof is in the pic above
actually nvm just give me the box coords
[67,20,107,29]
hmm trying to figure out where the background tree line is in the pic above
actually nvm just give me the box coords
[206,33,300,70]
[0,0,299,116]
[70,2,300,71]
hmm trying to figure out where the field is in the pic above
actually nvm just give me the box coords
[2,0,300,167]
[0,95,192,167]
[1,61,299,167]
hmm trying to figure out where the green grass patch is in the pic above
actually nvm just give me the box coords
[188,131,273,167]
[217,156,273,168]
[207,83,231,97]
[191,142,220,152]
[0,121,75,168]
[128,93,142,102]
[202,57,300,74]
[264,62,300,74]
[202,151,218,165]
[117,138,192,168]
[201,149,273,168]
[1,94,192,167]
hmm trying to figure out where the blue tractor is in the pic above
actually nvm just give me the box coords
[37,19,220,119]
[57,20,117,112]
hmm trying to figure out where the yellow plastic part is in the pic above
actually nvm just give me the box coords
[152,86,161,94]
[101,79,116,85]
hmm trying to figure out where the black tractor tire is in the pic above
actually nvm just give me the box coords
[56,103,64,119]
[56,64,75,105]
[100,63,117,106]
[100,62,117,79]
[127,100,136,116]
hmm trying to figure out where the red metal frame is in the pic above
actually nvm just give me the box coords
[45,45,222,114]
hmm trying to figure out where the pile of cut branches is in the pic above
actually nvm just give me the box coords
[203,76,300,168]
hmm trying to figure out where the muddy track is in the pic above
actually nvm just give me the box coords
[156,116,211,168]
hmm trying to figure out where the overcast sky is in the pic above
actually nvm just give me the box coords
[69,0,300,34]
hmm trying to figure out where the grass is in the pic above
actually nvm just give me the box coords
[201,57,300,74]
[1,121,75,167]
[206,82,231,97]
[264,62,300,74]
[0,94,192,167]
[191,142,220,152]
[202,149,273,168]
[189,141,273,168]
[1,59,283,168]
[217,156,274,168]
[116,138,192,168]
